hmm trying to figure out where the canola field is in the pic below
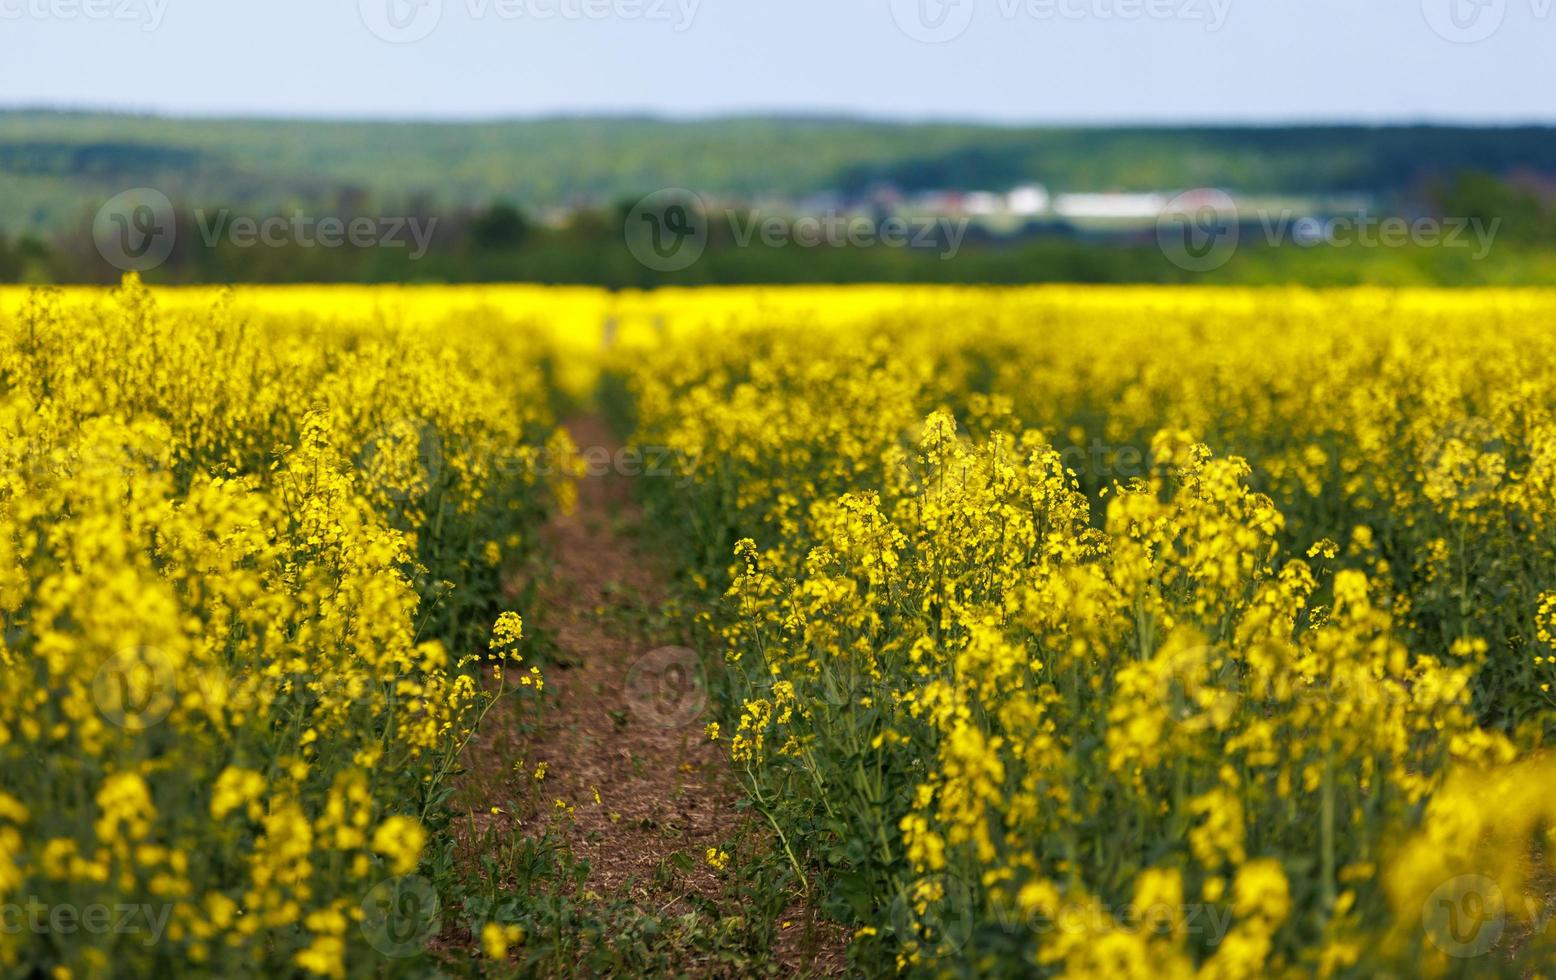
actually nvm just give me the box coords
[3,279,1555,977]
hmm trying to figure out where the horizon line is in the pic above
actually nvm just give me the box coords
[5,103,1556,130]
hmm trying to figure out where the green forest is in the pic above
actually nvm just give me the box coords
[6,111,1556,285]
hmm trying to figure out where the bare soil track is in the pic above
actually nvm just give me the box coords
[458,416,848,976]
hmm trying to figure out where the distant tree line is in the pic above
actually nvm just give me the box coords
[2,171,1555,288]
[10,113,1556,234]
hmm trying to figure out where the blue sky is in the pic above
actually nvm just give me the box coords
[1,0,1552,122]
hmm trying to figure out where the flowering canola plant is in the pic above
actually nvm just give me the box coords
[613,285,1556,977]
[6,280,1556,978]
[0,278,569,977]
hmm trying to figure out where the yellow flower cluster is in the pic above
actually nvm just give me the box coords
[7,279,1554,976]
[0,277,564,977]
[615,286,1556,977]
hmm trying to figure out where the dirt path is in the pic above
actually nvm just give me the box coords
[459,416,847,975]
[526,414,734,894]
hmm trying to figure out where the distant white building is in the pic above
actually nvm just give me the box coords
[1053,192,1170,221]
[962,192,1003,216]
[1006,185,1049,216]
